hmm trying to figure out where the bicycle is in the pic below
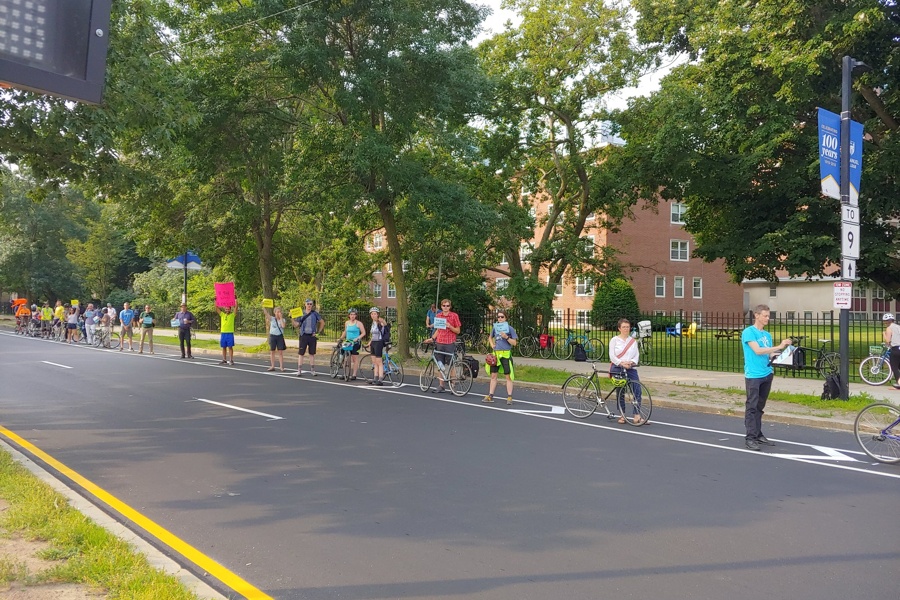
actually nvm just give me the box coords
[636,336,652,366]
[858,344,894,386]
[92,324,120,349]
[329,342,356,381]
[419,344,473,396]
[561,360,652,426]
[854,402,900,463]
[787,336,839,379]
[414,337,434,361]
[553,328,605,361]
[359,343,405,387]
[514,326,540,358]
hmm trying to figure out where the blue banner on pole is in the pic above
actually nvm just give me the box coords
[818,107,864,204]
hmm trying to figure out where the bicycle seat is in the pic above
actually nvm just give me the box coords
[818,339,831,344]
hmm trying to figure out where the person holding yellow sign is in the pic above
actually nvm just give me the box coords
[263,303,286,372]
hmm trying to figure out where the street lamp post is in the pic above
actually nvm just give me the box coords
[838,55,870,401]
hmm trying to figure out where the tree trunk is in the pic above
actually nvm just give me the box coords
[378,200,409,358]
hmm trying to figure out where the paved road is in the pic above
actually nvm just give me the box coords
[0,332,897,600]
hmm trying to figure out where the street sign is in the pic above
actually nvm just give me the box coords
[841,205,859,226]
[842,223,860,259]
[833,282,853,309]
[842,258,858,281]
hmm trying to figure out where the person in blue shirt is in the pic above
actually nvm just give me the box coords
[118,302,136,351]
[741,304,792,451]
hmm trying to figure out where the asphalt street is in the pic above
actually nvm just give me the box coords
[0,332,897,600]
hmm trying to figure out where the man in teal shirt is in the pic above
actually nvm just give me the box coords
[741,304,792,451]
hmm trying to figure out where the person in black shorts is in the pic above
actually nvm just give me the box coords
[293,299,325,376]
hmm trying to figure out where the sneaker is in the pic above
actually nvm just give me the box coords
[349,376,357,381]
[506,396,513,406]
[483,395,494,403]
[267,367,275,372]
[374,380,384,386]
[757,435,776,446]
[296,370,302,377]
[229,361,235,365]
[310,370,317,376]
[219,360,228,365]
[745,439,761,451]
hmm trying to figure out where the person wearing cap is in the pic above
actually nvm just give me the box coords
[293,299,324,376]
[339,308,366,380]
[174,302,196,359]
[882,313,900,389]
[367,307,389,385]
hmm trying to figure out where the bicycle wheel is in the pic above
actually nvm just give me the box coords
[619,381,652,426]
[448,361,473,396]
[585,338,605,361]
[419,361,436,391]
[858,356,892,386]
[108,333,120,349]
[329,348,341,378]
[562,375,599,418]
[343,353,352,380]
[358,354,375,383]
[854,403,900,464]
[553,340,573,360]
[414,341,432,362]
[816,352,840,378]
[517,336,536,358]
[639,340,652,365]
[384,358,404,387]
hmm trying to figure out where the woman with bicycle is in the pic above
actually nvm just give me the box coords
[339,308,365,381]
[608,318,644,424]
[367,307,389,386]
[483,311,517,405]
[882,313,900,390]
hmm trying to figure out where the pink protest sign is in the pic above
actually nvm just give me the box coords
[215,282,236,307]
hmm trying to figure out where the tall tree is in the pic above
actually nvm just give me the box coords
[618,0,900,295]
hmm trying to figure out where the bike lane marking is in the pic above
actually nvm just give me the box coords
[41,361,73,369]
[0,425,275,600]
[189,398,285,421]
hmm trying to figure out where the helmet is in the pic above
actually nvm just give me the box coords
[883,313,896,321]
[348,308,357,314]
[369,307,380,314]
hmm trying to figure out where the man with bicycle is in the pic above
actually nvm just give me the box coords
[741,304,792,451]
[429,299,461,393]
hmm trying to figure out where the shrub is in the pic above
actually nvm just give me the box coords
[592,278,640,330]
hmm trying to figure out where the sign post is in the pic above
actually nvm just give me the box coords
[166,252,203,305]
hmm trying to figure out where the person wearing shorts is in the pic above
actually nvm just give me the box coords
[216,300,237,365]
[138,305,155,354]
[293,299,324,376]
[429,299,462,393]
[65,305,80,343]
[339,308,365,380]
[264,306,287,371]
[483,310,517,405]
[118,302,135,351]
[367,307,389,386]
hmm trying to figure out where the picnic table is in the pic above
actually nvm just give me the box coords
[714,328,742,339]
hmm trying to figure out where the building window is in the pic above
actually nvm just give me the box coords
[373,266,381,275]
[655,276,665,298]
[547,276,562,297]
[550,309,563,324]
[576,310,590,326]
[500,254,508,265]
[670,240,689,261]
[852,285,866,298]
[387,262,392,273]
[575,277,594,296]
[803,311,813,321]
[692,277,702,299]
[671,202,687,224]
[581,235,595,256]
[769,285,777,298]
[387,283,396,298]
[520,243,532,261]
[373,283,382,298]
[495,277,509,294]
[402,260,409,272]
[585,212,596,221]
[674,276,684,298]
[691,311,702,325]
[653,310,666,317]
[373,233,383,250]
[874,286,886,299]
[786,311,796,320]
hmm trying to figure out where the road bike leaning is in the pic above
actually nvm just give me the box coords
[561,360,652,426]
[329,342,355,381]
[419,345,472,397]
[854,402,900,464]
[359,343,405,387]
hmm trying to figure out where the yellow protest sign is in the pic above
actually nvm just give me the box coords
[290,307,304,318]
[262,298,274,308]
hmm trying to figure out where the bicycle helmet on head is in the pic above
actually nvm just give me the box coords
[883,313,895,321]
[369,307,380,314]
[348,308,357,314]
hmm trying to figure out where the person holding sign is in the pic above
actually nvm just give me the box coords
[741,305,792,451]
[264,305,287,372]
[215,299,238,365]
[608,318,644,424]
[483,311,517,405]
[174,303,196,359]
[339,308,366,381]
[430,299,462,393]
[138,305,156,354]
[293,299,324,377]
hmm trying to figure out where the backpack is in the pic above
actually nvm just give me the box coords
[572,343,587,362]
[821,374,842,400]
[792,348,806,369]
[463,355,479,378]
[380,322,391,344]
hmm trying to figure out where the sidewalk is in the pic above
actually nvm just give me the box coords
[166,328,897,432]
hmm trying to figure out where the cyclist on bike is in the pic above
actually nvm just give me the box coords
[882,313,900,390]
[429,299,461,393]
[338,308,365,380]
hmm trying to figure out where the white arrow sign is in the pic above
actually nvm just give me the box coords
[770,445,859,462]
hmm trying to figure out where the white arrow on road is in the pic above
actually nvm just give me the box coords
[510,405,566,415]
[190,398,284,421]
[770,445,859,462]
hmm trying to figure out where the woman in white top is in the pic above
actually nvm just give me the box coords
[264,306,287,372]
[608,318,644,424]
[882,313,900,389]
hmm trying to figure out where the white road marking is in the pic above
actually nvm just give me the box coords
[189,398,284,421]
[510,405,566,415]
[41,361,72,369]
[770,446,859,462]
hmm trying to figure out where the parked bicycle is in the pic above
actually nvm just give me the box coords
[328,341,356,381]
[854,402,900,463]
[561,360,652,425]
[785,335,840,379]
[92,325,120,350]
[553,328,605,361]
[858,344,894,386]
[359,343,405,387]
[419,343,473,396]
[514,326,540,358]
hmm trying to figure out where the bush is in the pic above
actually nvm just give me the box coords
[592,278,640,330]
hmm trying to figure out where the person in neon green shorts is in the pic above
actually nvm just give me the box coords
[483,310,517,405]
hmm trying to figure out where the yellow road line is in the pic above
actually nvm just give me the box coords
[0,425,273,600]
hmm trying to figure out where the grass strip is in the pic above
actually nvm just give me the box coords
[0,447,199,599]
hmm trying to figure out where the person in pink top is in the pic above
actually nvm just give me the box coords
[429,298,462,393]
